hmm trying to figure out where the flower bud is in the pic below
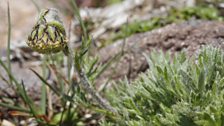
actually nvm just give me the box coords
[27,8,68,54]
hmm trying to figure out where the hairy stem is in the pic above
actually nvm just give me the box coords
[78,68,117,113]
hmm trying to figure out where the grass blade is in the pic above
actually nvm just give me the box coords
[7,2,12,84]
[0,102,29,113]
[30,68,60,96]
[70,0,88,41]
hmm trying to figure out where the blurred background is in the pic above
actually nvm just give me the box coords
[0,0,223,52]
[0,0,224,71]
[0,0,121,50]
[1,0,224,89]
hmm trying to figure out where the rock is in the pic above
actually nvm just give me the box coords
[1,119,16,126]
[0,61,42,90]
[96,20,224,86]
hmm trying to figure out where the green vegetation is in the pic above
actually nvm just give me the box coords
[113,6,223,41]
[107,0,123,5]
[102,47,224,125]
[1,1,224,126]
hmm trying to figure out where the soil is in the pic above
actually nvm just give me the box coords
[96,20,224,86]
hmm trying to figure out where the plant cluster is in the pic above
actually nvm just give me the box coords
[103,47,224,126]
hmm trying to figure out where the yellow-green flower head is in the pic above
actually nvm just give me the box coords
[27,8,68,54]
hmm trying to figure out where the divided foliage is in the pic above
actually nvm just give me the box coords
[103,47,224,126]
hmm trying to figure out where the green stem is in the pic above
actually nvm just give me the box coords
[40,55,48,115]
[69,0,116,113]
[71,0,88,41]
[7,2,12,84]
[78,68,117,113]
